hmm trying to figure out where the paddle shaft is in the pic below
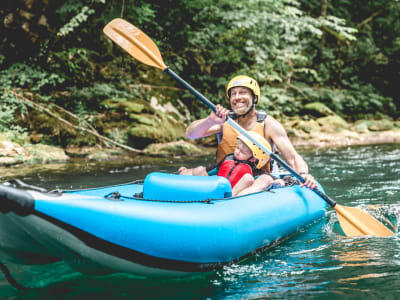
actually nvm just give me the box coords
[165,68,216,111]
[166,68,337,208]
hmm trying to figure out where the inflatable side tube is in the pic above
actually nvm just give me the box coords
[143,172,232,201]
[0,185,35,216]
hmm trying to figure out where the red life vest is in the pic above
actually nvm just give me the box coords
[218,160,253,188]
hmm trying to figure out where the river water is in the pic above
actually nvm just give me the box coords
[0,144,400,299]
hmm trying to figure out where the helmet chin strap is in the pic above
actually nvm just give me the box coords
[233,155,258,168]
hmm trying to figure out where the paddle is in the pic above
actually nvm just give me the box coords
[103,18,394,237]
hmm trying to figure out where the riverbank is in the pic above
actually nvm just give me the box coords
[1,119,400,169]
[290,128,400,148]
[0,126,399,181]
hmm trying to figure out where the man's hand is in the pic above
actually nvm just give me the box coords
[209,104,229,124]
[300,173,317,189]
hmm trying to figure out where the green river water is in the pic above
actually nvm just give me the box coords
[0,144,399,299]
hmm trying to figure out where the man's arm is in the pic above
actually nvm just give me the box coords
[264,117,305,170]
[186,118,222,139]
[265,117,317,189]
[186,104,229,139]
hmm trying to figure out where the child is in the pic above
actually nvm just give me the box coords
[179,132,284,196]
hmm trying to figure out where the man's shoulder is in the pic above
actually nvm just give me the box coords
[262,114,286,135]
[262,114,280,125]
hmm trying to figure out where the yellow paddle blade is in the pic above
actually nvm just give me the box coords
[335,204,394,237]
[103,18,167,70]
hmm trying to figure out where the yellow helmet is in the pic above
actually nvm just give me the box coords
[237,132,271,169]
[226,75,260,104]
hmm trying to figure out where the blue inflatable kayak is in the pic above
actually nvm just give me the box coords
[0,172,326,278]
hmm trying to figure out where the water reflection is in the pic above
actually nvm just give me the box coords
[333,239,382,267]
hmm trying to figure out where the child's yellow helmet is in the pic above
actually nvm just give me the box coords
[237,132,271,169]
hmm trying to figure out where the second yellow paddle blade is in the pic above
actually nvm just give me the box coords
[335,204,394,237]
[103,18,166,70]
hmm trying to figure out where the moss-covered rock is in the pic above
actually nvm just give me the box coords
[367,119,395,131]
[128,125,161,141]
[300,120,321,133]
[145,140,203,157]
[316,115,349,132]
[127,112,186,149]
[128,113,155,126]
[101,98,155,114]
[353,120,370,133]
[0,140,27,166]
[0,138,69,166]
[290,119,321,134]
[301,102,335,117]
[86,148,127,161]
[351,119,396,132]
[99,97,188,149]
[24,144,69,164]
[150,96,190,122]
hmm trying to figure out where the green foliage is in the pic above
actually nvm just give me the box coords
[0,91,28,143]
[56,0,86,22]
[155,0,360,115]
[279,83,396,120]
[300,0,400,109]
[258,87,300,118]
[0,0,399,149]
[107,127,128,145]
[0,64,62,143]
[69,83,133,101]
[0,128,28,145]
[48,48,96,86]
[0,63,65,92]
[56,0,107,36]
[64,82,138,112]
[320,15,358,41]
[58,6,96,37]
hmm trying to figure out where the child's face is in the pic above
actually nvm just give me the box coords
[234,139,253,161]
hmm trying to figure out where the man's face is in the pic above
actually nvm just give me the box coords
[229,86,254,115]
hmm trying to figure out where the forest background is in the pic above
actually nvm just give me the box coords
[0,0,399,163]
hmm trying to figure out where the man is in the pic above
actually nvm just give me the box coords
[180,75,317,192]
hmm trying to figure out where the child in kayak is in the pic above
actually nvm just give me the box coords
[179,132,284,196]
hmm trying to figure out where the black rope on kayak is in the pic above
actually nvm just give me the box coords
[105,191,214,204]
[134,195,213,204]
[0,261,31,291]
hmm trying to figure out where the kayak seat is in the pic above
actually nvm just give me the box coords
[142,172,232,201]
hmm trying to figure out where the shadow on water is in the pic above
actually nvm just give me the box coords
[8,272,222,300]
[0,154,216,190]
